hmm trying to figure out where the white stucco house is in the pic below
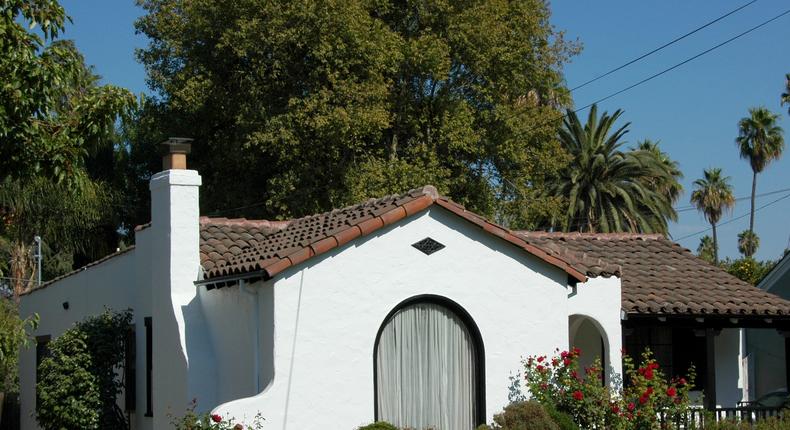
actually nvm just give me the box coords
[18,142,790,429]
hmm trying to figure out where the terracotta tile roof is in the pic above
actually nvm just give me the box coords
[515,232,790,317]
[199,186,587,283]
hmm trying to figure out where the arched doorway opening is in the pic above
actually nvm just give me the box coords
[569,314,609,385]
[374,295,485,429]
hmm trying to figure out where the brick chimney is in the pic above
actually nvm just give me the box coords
[149,137,202,426]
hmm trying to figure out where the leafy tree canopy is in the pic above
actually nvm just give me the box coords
[132,0,579,227]
[0,0,136,184]
[0,0,136,285]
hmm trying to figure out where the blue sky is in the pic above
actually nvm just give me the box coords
[60,0,790,261]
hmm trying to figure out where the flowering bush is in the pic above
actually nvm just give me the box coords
[522,348,696,430]
[171,400,264,430]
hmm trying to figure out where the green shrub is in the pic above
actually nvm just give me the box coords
[489,401,559,430]
[543,403,579,430]
[36,309,132,430]
[357,423,398,430]
[0,298,36,393]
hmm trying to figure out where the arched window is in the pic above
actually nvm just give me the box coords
[374,296,485,429]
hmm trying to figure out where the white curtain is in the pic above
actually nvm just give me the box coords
[376,302,476,430]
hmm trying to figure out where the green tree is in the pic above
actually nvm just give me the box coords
[737,229,760,258]
[696,235,716,264]
[634,139,684,205]
[0,0,136,287]
[735,107,784,256]
[0,178,113,298]
[0,298,37,394]
[690,168,735,265]
[0,1,136,184]
[782,74,790,116]
[132,0,578,227]
[36,309,132,430]
[723,257,777,285]
[542,105,680,234]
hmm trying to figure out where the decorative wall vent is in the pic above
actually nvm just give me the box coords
[412,237,445,255]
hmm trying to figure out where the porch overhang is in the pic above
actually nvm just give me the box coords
[622,313,790,330]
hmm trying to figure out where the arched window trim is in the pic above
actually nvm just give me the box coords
[373,294,486,427]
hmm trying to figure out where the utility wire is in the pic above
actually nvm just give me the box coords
[675,192,790,242]
[569,0,757,92]
[573,6,790,114]
[508,6,790,133]
[675,187,790,212]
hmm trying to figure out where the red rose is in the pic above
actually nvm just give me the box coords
[572,390,584,401]
[678,378,687,386]
[211,414,222,423]
[644,368,654,380]
[561,350,569,359]
[639,396,647,405]
[563,358,572,367]
[666,387,677,397]
[573,347,581,356]
[611,404,620,414]
[645,387,654,396]
[627,402,635,411]
[536,365,545,372]
[552,358,560,366]
[537,356,545,363]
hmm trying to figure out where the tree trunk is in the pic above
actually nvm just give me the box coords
[712,222,719,265]
[10,242,34,302]
[749,170,757,235]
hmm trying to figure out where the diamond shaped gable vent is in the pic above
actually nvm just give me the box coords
[412,237,445,255]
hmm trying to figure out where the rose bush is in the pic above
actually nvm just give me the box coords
[522,348,696,430]
[171,400,264,430]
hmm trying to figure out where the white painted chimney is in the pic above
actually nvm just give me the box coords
[148,138,202,427]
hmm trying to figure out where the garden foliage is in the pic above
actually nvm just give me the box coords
[522,348,696,430]
[0,298,37,393]
[36,309,133,430]
[171,399,264,430]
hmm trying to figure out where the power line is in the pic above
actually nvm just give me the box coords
[675,187,790,212]
[569,0,757,92]
[573,6,790,114]
[509,6,790,133]
[675,192,790,242]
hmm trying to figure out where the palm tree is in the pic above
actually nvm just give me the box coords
[544,105,680,234]
[782,74,790,116]
[737,230,759,257]
[0,176,112,299]
[697,235,716,263]
[736,107,784,256]
[635,139,684,204]
[690,168,735,265]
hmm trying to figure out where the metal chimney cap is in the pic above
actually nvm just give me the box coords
[160,137,193,154]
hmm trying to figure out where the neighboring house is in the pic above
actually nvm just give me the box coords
[749,251,790,398]
[18,143,790,430]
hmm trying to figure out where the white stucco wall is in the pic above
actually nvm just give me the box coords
[715,328,744,407]
[206,207,624,429]
[19,249,142,430]
[567,276,623,387]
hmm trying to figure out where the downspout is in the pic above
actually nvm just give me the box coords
[240,279,261,393]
